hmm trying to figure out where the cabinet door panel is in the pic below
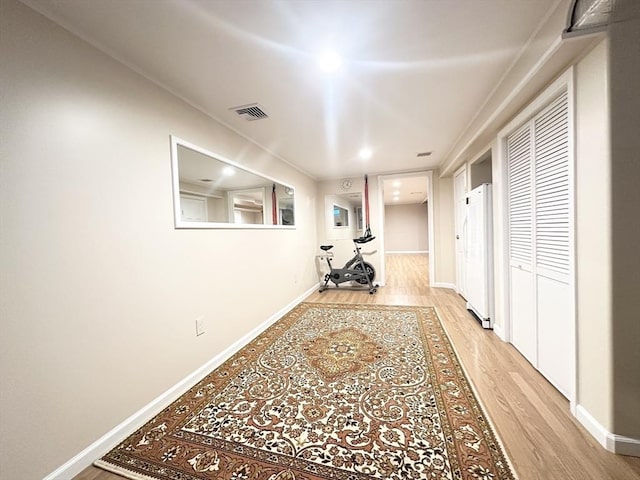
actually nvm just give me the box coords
[510,266,536,366]
[537,275,572,398]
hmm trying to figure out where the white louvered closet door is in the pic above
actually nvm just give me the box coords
[508,123,537,365]
[507,91,573,399]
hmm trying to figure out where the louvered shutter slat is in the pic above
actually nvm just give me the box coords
[535,92,569,276]
[508,124,532,266]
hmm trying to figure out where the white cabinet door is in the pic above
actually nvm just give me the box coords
[510,266,536,365]
[533,92,572,399]
[537,275,572,398]
[180,194,207,222]
[506,91,573,399]
[508,122,536,364]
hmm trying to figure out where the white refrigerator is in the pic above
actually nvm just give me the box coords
[465,183,494,328]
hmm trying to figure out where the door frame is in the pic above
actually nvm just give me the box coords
[453,164,468,297]
[377,171,434,286]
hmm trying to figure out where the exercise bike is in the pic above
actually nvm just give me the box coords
[318,235,378,294]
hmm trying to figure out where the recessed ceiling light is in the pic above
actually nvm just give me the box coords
[392,180,402,187]
[317,50,342,73]
[222,166,235,176]
[358,147,372,160]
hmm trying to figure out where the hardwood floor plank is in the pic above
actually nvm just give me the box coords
[74,254,639,480]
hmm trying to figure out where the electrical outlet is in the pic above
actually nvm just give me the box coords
[195,316,205,336]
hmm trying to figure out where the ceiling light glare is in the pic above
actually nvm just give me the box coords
[317,50,342,73]
[393,190,400,195]
[358,147,372,160]
[222,166,235,176]
[392,180,402,187]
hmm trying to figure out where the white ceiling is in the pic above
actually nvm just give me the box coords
[24,0,557,183]
[382,176,429,205]
[178,145,283,192]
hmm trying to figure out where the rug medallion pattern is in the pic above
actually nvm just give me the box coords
[96,303,515,480]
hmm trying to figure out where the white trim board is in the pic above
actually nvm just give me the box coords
[493,322,507,342]
[43,284,319,480]
[433,282,456,290]
[385,250,429,254]
[576,406,640,457]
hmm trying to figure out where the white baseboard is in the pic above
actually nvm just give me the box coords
[43,284,318,480]
[432,282,456,289]
[576,405,640,457]
[570,400,577,417]
[385,250,429,254]
[493,323,507,341]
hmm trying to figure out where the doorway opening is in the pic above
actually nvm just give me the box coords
[377,172,434,287]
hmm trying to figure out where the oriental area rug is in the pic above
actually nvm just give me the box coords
[96,303,516,480]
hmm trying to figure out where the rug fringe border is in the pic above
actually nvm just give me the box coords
[93,459,160,480]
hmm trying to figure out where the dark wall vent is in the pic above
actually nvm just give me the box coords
[229,103,269,121]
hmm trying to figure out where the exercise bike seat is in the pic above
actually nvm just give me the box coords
[320,245,334,251]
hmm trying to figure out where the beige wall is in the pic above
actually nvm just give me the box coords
[384,203,429,252]
[575,40,613,430]
[432,173,456,285]
[574,3,640,440]
[609,0,640,439]
[470,157,493,190]
[0,1,317,478]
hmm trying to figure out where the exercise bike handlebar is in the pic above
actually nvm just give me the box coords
[354,234,376,244]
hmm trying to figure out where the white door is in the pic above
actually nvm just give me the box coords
[533,93,572,398]
[507,91,573,399]
[508,123,537,365]
[454,166,468,297]
[180,194,207,222]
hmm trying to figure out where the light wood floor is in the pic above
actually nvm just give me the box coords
[77,254,639,480]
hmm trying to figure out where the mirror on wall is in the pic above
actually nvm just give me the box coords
[333,205,349,227]
[324,192,363,239]
[170,136,295,228]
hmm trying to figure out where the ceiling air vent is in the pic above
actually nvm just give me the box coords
[416,151,432,157]
[564,0,614,37]
[229,103,269,121]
